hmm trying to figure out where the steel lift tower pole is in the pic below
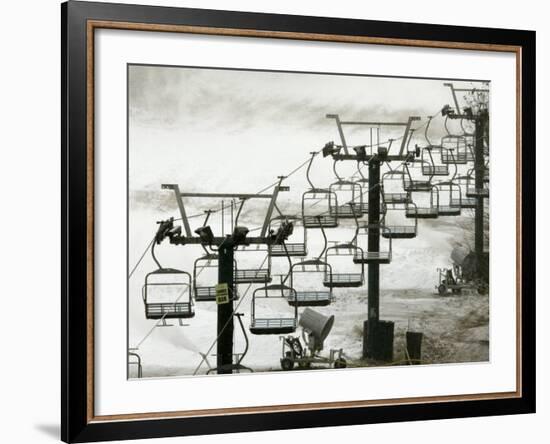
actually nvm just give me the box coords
[474,110,488,277]
[324,114,420,361]
[217,236,236,374]
[444,83,490,281]
[366,155,381,358]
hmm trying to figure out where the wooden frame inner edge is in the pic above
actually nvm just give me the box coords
[85,19,523,423]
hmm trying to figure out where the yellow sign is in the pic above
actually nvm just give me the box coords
[215,283,230,305]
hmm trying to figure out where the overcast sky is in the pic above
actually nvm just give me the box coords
[128,65,487,204]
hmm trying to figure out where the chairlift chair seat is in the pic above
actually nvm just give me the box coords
[323,273,363,288]
[434,183,462,216]
[441,135,469,164]
[382,170,410,205]
[250,283,298,335]
[193,254,238,303]
[359,202,369,214]
[403,179,433,192]
[438,205,461,216]
[406,207,439,219]
[269,243,307,257]
[466,187,489,198]
[194,286,216,302]
[302,188,339,229]
[145,302,194,319]
[234,268,271,284]
[268,215,307,257]
[403,163,433,192]
[441,150,468,164]
[450,197,476,209]
[352,178,370,214]
[250,318,297,335]
[330,204,362,219]
[303,214,338,228]
[323,243,364,288]
[405,187,439,219]
[289,259,334,307]
[328,180,363,220]
[287,291,333,307]
[383,192,411,204]
[354,178,370,214]
[142,268,195,319]
[382,225,417,239]
[421,147,450,176]
[422,164,449,176]
[352,225,393,264]
[353,251,392,264]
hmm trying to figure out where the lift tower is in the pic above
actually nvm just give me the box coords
[443,83,490,282]
[161,179,291,374]
[323,114,420,360]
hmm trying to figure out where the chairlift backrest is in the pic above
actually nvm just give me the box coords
[142,267,194,319]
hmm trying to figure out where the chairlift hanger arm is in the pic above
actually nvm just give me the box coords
[331,153,414,162]
[326,114,349,155]
[332,159,344,182]
[443,82,462,115]
[172,236,279,246]
[334,120,416,126]
[177,192,275,199]
[260,176,287,238]
[443,83,488,120]
[398,116,422,157]
[161,184,192,237]
[162,183,288,243]
[326,114,421,155]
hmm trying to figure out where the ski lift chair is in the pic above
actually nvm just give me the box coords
[451,174,477,209]
[353,161,370,214]
[406,187,439,219]
[352,224,393,264]
[441,135,468,164]
[268,215,307,257]
[458,128,476,162]
[302,188,339,228]
[403,162,433,192]
[466,168,490,198]
[381,203,417,238]
[288,259,333,307]
[142,268,194,319]
[323,242,364,288]
[302,151,339,228]
[382,169,410,204]
[250,283,298,335]
[234,250,272,284]
[464,135,476,162]
[328,161,363,219]
[435,182,462,216]
[421,146,449,176]
[328,180,363,219]
[193,254,239,302]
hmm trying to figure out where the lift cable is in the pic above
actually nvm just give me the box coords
[171,151,320,224]
[128,111,448,281]
[128,237,155,279]
[126,151,320,281]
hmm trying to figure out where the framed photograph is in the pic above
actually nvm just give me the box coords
[61,1,535,442]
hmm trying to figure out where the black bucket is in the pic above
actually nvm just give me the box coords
[363,320,394,362]
[406,331,423,364]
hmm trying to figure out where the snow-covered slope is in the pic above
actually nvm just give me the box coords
[128,202,488,378]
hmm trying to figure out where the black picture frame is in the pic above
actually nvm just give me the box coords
[61,1,536,442]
